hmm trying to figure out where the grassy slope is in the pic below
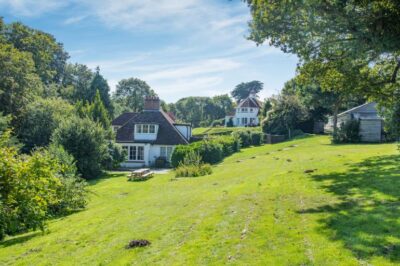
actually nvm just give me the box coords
[1,136,399,265]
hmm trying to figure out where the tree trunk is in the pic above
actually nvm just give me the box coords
[332,98,342,137]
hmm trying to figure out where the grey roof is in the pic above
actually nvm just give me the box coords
[338,102,377,116]
[111,112,137,126]
[113,111,189,145]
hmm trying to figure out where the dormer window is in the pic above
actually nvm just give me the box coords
[134,124,159,141]
[136,124,157,134]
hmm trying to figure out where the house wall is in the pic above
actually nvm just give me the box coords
[120,143,150,168]
[119,143,176,168]
[175,125,191,140]
[359,119,382,142]
[230,108,259,127]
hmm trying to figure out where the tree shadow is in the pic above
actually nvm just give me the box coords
[301,155,400,261]
[87,171,128,186]
[0,232,42,248]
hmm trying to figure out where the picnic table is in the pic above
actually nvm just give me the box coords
[128,168,153,181]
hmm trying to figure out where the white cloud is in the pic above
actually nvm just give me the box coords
[0,0,66,16]
[63,15,87,25]
[142,58,241,81]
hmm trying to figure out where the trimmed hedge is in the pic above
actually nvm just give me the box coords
[233,130,264,148]
[171,135,240,168]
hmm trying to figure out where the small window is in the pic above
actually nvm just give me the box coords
[129,146,136,161]
[250,108,253,112]
[149,125,155,133]
[136,125,142,133]
[143,124,149,133]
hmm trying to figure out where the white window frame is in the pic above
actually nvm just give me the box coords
[149,124,155,133]
[125,145,145,161]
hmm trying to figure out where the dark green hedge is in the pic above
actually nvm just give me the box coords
[171,135,240,168]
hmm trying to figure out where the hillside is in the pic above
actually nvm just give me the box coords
[0,136,399,265]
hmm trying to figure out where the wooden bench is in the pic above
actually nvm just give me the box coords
[128,168,153,181]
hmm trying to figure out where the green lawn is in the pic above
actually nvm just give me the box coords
[1,136,399,265]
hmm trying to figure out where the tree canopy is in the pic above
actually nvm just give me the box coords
[113,78,156,114]
[246,1,400,101]
[231,80,263,102]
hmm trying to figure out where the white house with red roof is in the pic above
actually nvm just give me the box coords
[225,90,262,127]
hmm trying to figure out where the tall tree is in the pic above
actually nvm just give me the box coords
[113,78,155,112]
[87,90,111,129]
[62,63,94,103]
[262,94,307,138]
[212,94,235,118]
[17,98,75,152]
[245,0,400,96]
[231,81,263,102]
[5,22,69,84]
[0,43,43,117]
[89,67,113,116]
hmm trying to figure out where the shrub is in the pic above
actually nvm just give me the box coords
[198,140,223,164]
[0,132,87,240]
[250,131,263,146]
[171,145,195,168]
[214,135,240,156]
[333,119,361,143]
[175,164,212,177]
[52,117,109,179]
[233,130,252,147]
[175,151,212,177]
[171,135,242,168]
[102,141,127,170]
[211,118,224,127]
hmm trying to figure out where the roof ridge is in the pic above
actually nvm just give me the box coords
[338,102,375,116]
[160,110,189,144]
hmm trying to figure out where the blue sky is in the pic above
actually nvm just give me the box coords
[0,0,298,103]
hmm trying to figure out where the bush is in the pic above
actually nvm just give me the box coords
[198,140,223,164]
[250,131,263,146]
[102,141,127,170]
[333,119,361,143]
[175,164,212,177]
[171,145,195,168]
[175,150,212,177]
[213,135,240,156]
[211,118,224,127]
[52,117,109,179]
[0,132,87,240]
[232,130,252,147]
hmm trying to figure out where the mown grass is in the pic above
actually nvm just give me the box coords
[0,136,399,265]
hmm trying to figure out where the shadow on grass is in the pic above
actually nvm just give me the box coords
[87,171,128,186]
[0,232,41,248]
[301,154,400,261]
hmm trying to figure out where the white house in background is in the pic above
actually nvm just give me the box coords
[112,96,192,168]
[225,90,263,127]
[325,102,383,142]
